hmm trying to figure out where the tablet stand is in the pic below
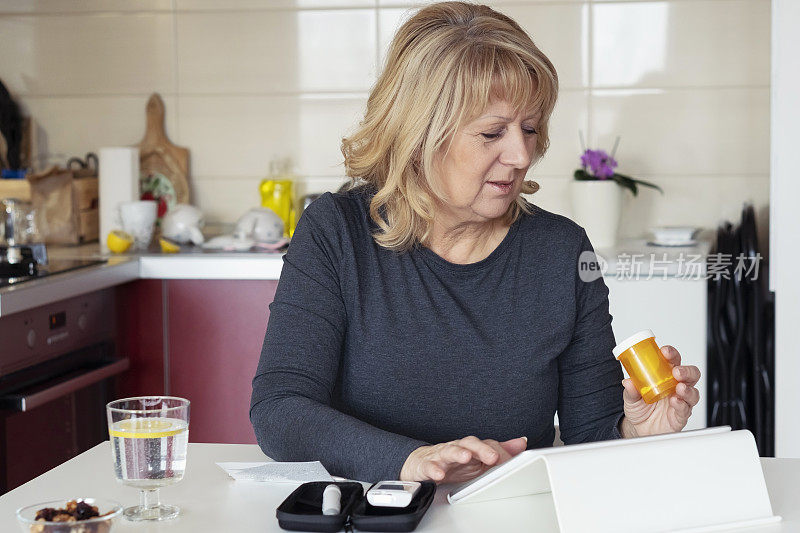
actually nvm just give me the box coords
[448,426,780,532]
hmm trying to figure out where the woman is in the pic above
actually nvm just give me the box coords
[250,1,701,484]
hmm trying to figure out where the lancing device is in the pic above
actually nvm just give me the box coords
[322,484,341,515]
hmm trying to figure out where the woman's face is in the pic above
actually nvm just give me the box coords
[433,99,540,225]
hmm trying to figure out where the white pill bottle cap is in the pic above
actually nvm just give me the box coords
[612,329,655,359]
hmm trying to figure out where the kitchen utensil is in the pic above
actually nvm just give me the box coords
[118,200,157,250]
[0,197,40,246]
[161,204,204,245]
[106,396,190,521]
[19,202,39,244]
[138,94,189,206]
[234,207,284,243]
[1,198,20,245]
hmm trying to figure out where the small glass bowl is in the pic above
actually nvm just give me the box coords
[16,498,123,533]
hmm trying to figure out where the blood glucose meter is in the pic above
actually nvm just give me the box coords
[366,481,421,508]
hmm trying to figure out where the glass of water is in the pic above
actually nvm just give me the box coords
[106,396,190,521]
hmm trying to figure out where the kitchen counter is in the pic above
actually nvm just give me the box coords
[47,243,286,280]
[0,245,285,317]
[0,442,797,532]
[0,236,711,317]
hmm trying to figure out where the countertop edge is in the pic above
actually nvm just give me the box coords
[0,259,140,317]
[138,254,284,280]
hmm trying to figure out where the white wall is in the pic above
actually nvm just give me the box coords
[0,0,770,234]
[770,0,800,458]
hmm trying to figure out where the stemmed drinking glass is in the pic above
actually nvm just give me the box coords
[106,396,190,521]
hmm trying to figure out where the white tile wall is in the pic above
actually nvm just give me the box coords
[590,88,770,176]
[498,4,589,90]
[176,9,377,94]
[177,95,367,178]
[176,0,375,9]
[0,0,172,13]
[0,13,176,96]
[0,0,770,229]
[592,0,770,88]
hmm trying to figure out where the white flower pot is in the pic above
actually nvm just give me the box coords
[570,179,622,249]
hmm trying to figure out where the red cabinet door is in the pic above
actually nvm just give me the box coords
[115,280,166,397]
[167,280,278,444]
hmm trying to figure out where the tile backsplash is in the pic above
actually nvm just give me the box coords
[0,0,770,237]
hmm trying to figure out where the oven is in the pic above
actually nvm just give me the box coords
[0,288,128,492]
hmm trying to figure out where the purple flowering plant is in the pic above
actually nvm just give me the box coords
[574,137,663,197]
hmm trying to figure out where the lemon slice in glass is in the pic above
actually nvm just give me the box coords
[109,418,188,439]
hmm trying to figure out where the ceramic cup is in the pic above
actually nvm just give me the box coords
[119,200,157,250]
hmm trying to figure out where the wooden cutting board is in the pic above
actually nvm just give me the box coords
[138,93,190,204]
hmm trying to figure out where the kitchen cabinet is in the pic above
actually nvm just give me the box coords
[116,279,277,445]
[116,280,165,397]
[167,280,277,444]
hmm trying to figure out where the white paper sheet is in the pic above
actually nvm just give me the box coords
[216,461,334,483]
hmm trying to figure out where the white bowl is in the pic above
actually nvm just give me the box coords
[650,226,699,243]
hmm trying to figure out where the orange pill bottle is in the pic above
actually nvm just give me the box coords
[613,329,678,404]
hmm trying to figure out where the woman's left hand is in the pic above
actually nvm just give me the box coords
[621,345,701,437]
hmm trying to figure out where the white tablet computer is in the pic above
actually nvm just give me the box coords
[447,426,732,505]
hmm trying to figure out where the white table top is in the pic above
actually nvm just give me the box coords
[2,442,798,532]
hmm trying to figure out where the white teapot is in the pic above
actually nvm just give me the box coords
[234,207,284,243]
[161,204,205,245]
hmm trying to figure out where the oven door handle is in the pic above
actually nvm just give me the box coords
[0,358,130,412]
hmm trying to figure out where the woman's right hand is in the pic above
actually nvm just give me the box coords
[399,436,528,484]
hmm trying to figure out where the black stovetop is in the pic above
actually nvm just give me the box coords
[0,259,106,288]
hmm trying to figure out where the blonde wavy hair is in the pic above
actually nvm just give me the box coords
[341,1,559,251]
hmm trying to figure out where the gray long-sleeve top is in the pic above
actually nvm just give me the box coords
[250,186,624,482]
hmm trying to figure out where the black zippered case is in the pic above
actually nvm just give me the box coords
[276,480,436,532]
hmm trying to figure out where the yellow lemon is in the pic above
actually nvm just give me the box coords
[159,237,180,254]
[109,418,188,439]
[107,230,133,254]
